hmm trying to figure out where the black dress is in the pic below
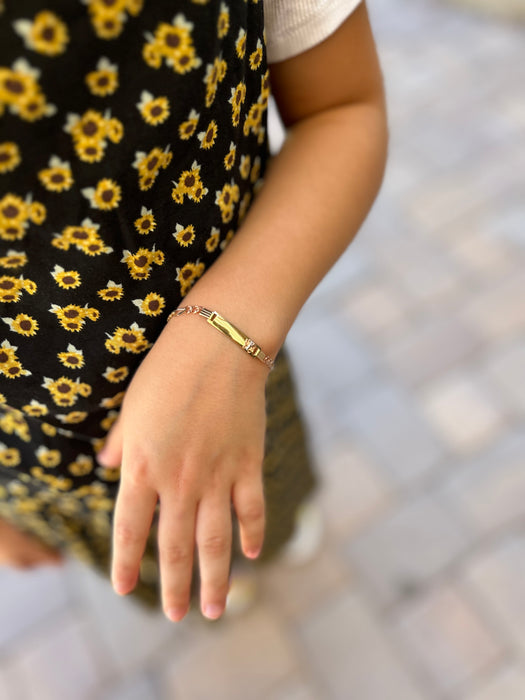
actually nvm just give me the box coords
[0,0,317,609]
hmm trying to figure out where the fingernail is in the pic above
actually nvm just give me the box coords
[203,603,223,620]
[96,450,109,466]
[246,547,261,559]
[166,606,188,623]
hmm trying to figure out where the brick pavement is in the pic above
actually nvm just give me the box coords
[1,0,524,698]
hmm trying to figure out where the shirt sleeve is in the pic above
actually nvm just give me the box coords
[264,0,363,64]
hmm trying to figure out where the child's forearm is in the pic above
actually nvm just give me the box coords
[183,96,388,359]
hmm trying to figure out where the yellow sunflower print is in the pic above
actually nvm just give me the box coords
[35,446,62,468]
[137,91,170,126]
[132,292,166,316]
[0,58,57,121]
[217,3,230,39]
[42,376,92,407]
[56,412,89,425]
[0,250,27,269]
[197,120,218,149]
[0,275,37,303]
[82,178,122,210]
[239,154,251,179]
[220,229,235,251]
[97,280,124,301]
[22,400,48,418]
[215,180,240,223]
[104,322,151,354]
[0,142,21,174]
[173,223,195,247]
[120,246,165,280]
[171,160,208,204]
[0,445,21,468]
[2,313,39,336]
[132,145,172,190]
[179,109,199,140]
[229,81,246,126]
[13,11,69,56]
[38,155,74,192]
[224,141,236,170]
[57,344,85,370]
[142,14,202,74]
[85,57,119,96]
[103,366,129,383]
[203,55,227,108]
[49,303,100,332]
[67,455,94,477]
[64,109,123,163]
[205,227,220,253]
[134,206,156,235]
[175,259,205,296]
[236,28,246,59]
[249,38,263,70]
[51,265,82,289]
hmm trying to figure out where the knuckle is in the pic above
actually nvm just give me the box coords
[239,451,264,477]
[160,543,193,566]
[239,499,265,523]
[126,457,150,488]
[114,521,141,547]
[200,533,230,557]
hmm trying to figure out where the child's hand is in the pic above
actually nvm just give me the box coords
[96,317,268,621]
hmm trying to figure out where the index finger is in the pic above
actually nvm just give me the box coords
[111,477,158,595]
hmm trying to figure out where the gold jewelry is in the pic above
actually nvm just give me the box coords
[167,305,275,371]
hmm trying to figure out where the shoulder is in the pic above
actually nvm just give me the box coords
[263,0,363,63]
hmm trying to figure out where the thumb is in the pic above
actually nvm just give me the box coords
[96,415,124,468]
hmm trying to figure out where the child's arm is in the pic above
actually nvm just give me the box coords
[100,2,387,622]
[183,1,388,356]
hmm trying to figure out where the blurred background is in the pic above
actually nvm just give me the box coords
[1,0,525,698]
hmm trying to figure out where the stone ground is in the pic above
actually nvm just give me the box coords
[1,0,525,698]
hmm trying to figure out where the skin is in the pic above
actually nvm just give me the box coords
[0,518,64,569]
[0,3,388,618]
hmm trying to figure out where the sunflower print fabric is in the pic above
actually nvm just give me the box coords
[0,0,317,609]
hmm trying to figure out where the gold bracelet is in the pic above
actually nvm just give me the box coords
[166,305,275,371]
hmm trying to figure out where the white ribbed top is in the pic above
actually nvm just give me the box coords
[264,0,363,63]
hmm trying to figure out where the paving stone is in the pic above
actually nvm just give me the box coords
[382,314,482,387]
[297,590,427,700]
[420,372,506,455]
[64,558,178,676]
[161,605,298,700]
[341,278,413,337]
[463,534,525,653]
[392,584,503,695]
[406,144,525,234]
[95,671,161,700]
[491,191,525,250]
[286,312,376,402]
[0,563,70,651]
[462,271,525,340]
[441,433,525,535]
[257,543,349,621]
[267,673,323,700]
[0,666,19,700]
[1,4,524,700]
[449,227,515,278]
[384,243,463,308]
[346,494,471,606]
[465,665,525,700]
[341,380,444,484]
[316,441,392,538]
[9,609,103,700]
[483,339,525,415]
